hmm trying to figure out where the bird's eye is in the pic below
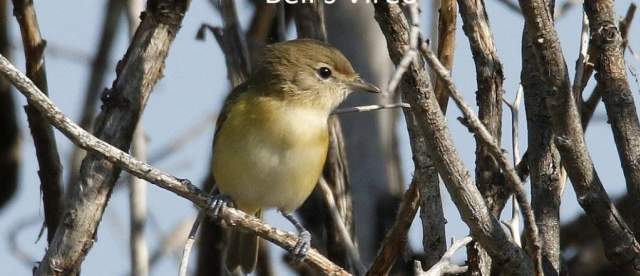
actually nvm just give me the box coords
[318,67,332,79]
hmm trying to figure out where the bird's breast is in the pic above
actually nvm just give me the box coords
[212,96,330,213]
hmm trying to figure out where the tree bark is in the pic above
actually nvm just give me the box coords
[522,22,563,276]
[584,0,640,241]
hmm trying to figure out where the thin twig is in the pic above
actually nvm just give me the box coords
[178,212,202,276]
[385,2,420,95]
[414,237,472,276]
[317,178,364,274]
[420,42,542,275]
[0,53,350,276]
[573,11,589,105]
[125,2,147,275]
[331,103,409,115]
[502,86,523,246]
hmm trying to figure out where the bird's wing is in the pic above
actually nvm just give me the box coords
[213,81,251,143]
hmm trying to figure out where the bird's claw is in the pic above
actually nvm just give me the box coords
[208,194,234,219]
[292,230,311,262]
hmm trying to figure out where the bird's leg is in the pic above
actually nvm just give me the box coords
[280,211,311,262]
[208,194,234,219]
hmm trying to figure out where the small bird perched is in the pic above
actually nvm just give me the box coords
[211,39,380,274]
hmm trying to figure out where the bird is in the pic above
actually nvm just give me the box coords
[210,38,380,274]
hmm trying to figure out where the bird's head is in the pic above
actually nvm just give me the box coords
[253,39,380,111]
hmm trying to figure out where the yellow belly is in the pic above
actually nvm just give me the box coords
[212,96,329,213]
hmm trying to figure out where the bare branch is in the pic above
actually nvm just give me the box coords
[503,86,523,247]
[573,11,590,104]
[366,181,420,276]
[12,0,63,244]
[331,103,409,115]
[317,178,364,273]
[129,125,149,276]
[432,0,456,112]
[585,0,640,241]
[414,237,472,276]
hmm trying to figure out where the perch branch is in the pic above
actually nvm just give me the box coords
[0,53,350,276]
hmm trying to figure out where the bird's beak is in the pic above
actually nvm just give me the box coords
[347,78,381,94]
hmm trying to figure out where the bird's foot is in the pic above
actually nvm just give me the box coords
[292,230,311,262]
[208,194,234,219]
[281,211,311,262]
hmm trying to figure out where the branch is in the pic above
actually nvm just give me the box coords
[520,1,564,273]
[502,86,524,247]
[331,103,409,115]
[584,0,640,241]
[0,53,351,276]
[372,3,533,275]
[129,124,149,276]
[458,0,509,218]
[518,0,640,272]
[317,178,364,272]
[433,0,456,112]
[414,237,472,276]
[366,180,420,275]
[12,0,63,244]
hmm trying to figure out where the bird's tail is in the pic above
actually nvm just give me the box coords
[225,209,261,274]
